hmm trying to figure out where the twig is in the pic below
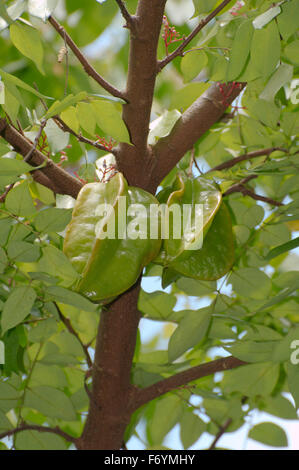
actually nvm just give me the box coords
[115,0,136,32]
[157,0,234,71]
[0,117,83,198]
[54,116,118,155]
[209,418,233,450]
[63,30,69,96]
[0,424,76,444]
[223,175,284,206]
[33,83,113,154]
[55,302,93,369]
[133,356,246,409]
[207,147,288,173]
[48,16,127,102]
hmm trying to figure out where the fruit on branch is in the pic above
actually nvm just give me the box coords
[63,172,161,303]
[155,173,235,281]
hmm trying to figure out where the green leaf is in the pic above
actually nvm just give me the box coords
[92,100,130,143]
[24,385,77,421]
[227,20,254,81]
[38,245,80,287]
[265,237,299,261]
[284,41,299,66]
[0,70,53,100]
[60,106,79,133]
[44,119,70,154]
[175,277,216,296]
[5,181,35,217]
[44,285,98,312]
[7,240,40,262]
[263,395,298,420]
[259,63,293,102]
[222,362,279,396]
[148,110,181,145]
[225,340,277,363]
[1,286,36,334]
[192,0,217,15]
[181,50,208,83]
[246,99,280,129]
[230,267,272,300]
[10,22,44,74]
[138,290,177,321]
[180,410,205,449]
[170,83,209,112]
[250,21,281,79]
[34,208,72,233]
[15,430,68,450]
[253,5,281,29]
[45,92,87,119]
[76,101,97,135]
[147,395,182,445]
[248,422,288,447]
[168,307,211,362]
[0,158,34,188]
[277,0,299,41]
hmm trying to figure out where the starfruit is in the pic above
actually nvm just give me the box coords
[154,173,234,281]
[170,202,235,280]
[156,173,222,264]
[63,172,161,302]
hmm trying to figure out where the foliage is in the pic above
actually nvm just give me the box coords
[0,0,298,451]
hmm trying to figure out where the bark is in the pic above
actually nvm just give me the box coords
[77,282,141,450]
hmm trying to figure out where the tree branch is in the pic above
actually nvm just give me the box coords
[223,175,284,206]
[0,118,83,198]
[157,0,234,71]
[0,424,76,444]
[207,147,288,173]
[115,0,136,32]
[208,418,233,450]
[48,16,126,101]
[53,116,118,155]
[151,82,246,191]
[77,281,142,450]
[115,0,167,189]
[134,356,246,409]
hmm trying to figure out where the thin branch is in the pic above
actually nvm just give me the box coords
[209,418,233,450]
[33,83,114,155]
[48,16,126,102]
[151,81,246,191]
[0,118,82,198]
[133,356,246,409]
[55,302,93,369]
[207,147,288,173]
[157,0,234,71]
[223,175,284,206]
[0,424,76,444]
[115,0,136,32]
[54,116,118,155]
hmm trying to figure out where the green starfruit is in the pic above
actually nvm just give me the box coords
[156,173,222,264]
[63,172,161,302]
[170,202,235,280]
[154,173,234,281]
